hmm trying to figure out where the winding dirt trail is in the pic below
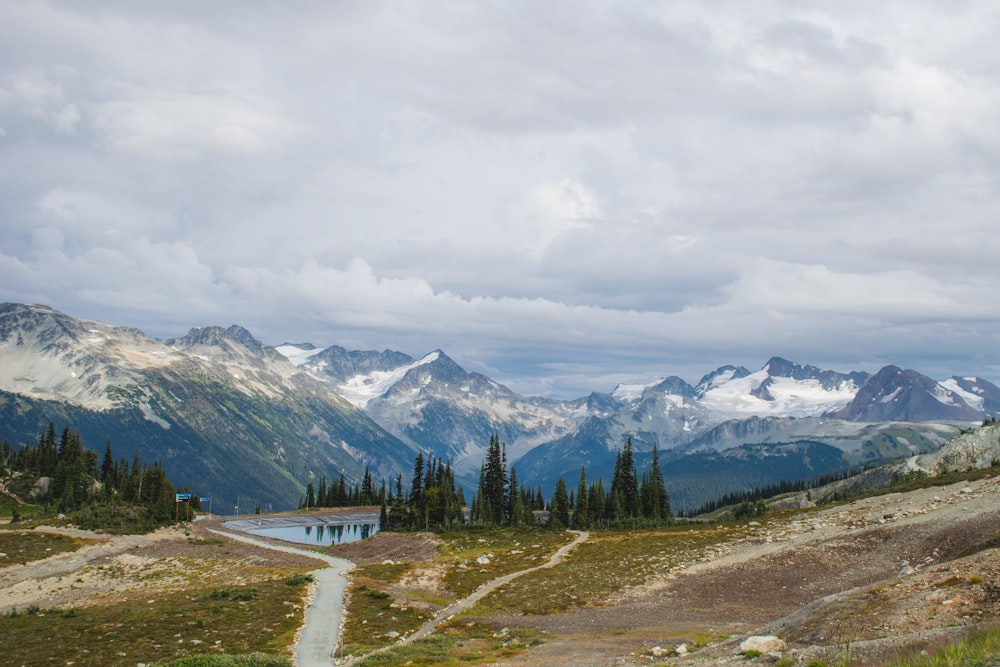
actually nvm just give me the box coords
[341,530,589,665]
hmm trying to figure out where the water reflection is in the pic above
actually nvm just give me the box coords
[250,521,379,546]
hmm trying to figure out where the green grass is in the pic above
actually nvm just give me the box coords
[468,522,749,615]
[343,528,573,662]
[890,625,1000,666]
[349,622,545,667]
[0,530,86,565]
[160,653,293,666]
[0,575,311,666]
[342,563,435,655]
[438,526,574,597]
[351,635,456,666]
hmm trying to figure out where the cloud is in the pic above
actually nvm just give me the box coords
[91,89,289,161]
[2,1,1000,397]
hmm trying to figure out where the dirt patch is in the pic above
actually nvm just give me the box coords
[0,520,320,614]
[325,530,441,565]
[481,477,1000,666]
[6,480,1000,666]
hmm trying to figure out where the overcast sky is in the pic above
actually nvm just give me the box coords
[2,1,999,398]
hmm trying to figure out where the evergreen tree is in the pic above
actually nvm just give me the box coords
[410,453,426,528]
[317,477,328,508]
[607,437,641,525]
[508,466,524,526]
[549,477,570,528]
[642,443,671,523]
[100,440,116,487]
[480,434,508,525]
[361,467,375,505]
[574,466,589,529]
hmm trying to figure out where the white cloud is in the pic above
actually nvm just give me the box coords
[2,1,1000,396]
[91,89,290,162]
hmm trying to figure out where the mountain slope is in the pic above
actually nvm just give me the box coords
[830,365,983,422]
[280,346,582,482]
[3,302,997,514]
[0,303,415,511]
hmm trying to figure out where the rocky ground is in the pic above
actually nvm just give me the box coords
[2,478,999,666]
[492,476,1000,666]
[0,520,321,615]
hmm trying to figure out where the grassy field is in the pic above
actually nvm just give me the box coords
[469,521,755,616]
[339,521,756,664]
[0,529,89,565]
[0,576,311,666]
[341,525,573,661]
[438,526,575,597]
[6,462,1000,666]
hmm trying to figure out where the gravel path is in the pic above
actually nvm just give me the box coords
[208,528,355,667]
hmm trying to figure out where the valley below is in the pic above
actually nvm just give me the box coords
[3,473,1000,666]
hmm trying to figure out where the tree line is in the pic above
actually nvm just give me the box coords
[299,466,382,510]
[304,433,675,532]
[1,423,185,531]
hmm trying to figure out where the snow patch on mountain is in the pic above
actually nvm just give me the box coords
[275,344,325,366]
[699,371,858,419]
[336,351,441,408]
[880,387,902,404]
[612,380,661,402]
[139,403,171,429]
[931,384,960,407]
[939,378,984,411]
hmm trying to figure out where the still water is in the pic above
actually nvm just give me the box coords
[248,521,379,547]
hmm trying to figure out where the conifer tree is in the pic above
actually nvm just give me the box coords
[574,466,589,529]
[101,440,116,487]
[480,434,508,525]
[549,477,570,528]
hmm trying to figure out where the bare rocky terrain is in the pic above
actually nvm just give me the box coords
[2,475,999,666]
[495,476,1000,666]
[0,521,322,615]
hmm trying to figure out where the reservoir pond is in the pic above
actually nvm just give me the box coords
[247,521,379,546]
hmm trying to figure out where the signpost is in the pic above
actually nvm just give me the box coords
[175,493,192,522]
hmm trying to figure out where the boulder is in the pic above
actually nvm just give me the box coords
[738,635,786,654]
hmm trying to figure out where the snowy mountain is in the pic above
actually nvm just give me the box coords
[829,365,983,422]
[276,343,995,506]
[0,303,415,511]
[3,302,998,513]
[278,345,581,482]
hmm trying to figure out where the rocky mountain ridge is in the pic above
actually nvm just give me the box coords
[2,302,998,511]
[0,303,415,511]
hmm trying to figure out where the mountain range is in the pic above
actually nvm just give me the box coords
[1,302,997,511]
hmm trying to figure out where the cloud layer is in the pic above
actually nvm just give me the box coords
[2,1,999,396]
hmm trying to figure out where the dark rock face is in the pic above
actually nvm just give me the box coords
[831,365,981,422]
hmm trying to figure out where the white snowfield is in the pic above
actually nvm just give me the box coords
[612,370,860,420]
[698,371,860,419]
[341,351,438,409]
[939,377,985,412]
[278,346,442,409]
